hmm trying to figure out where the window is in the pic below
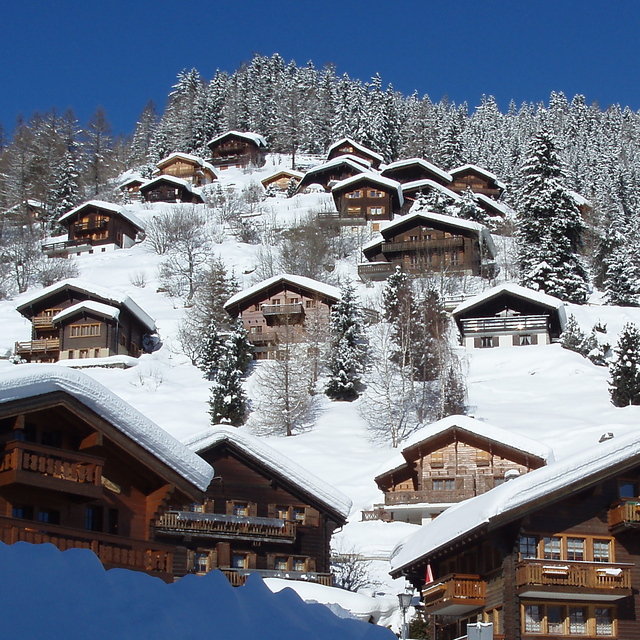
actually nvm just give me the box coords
[79,349,89,359]
[292,507,306,523]
[38,509,60,525]
[233,503,249,517]
[289,297,299,304]
[433,479,455,491]
[107,508,119,535]
[275,506,289,520]
[522,604,615,637]
[519,334,532,346]
[305,300,317,309]
[85,506,102,531]
[250,326,263,334]
[547,605,565,635]
[543,536,562,560]
[430,451,444,468]
[94,349,101,358]
[524,605,542,633]
[194,552,209,573]
[367,206,385,216]
[619,481,636,498]
[292,557,306,572]
[480,336,494,348]
[593,539,611,563]
[569,606,588,634]
[347,206,362,215]
[450,249,460,265]
[12,505,33,520]
[41,430,62,448]
[476,449,491,466]
[346,190,362,199]
[271,299,280,306]
[519,535,538,560]
[70,324,101,338]
[595,608,613,636]
[518,534,614,563]
[231,553,247,569]
[567,537,585,561]
[274,557,288,570]
[368,189,384,198]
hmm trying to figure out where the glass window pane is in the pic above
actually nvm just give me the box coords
[524,605,542,633]
[567,537,585,561]
[595,608,613,636]
[569,607,587,634]
[543,536,562,560]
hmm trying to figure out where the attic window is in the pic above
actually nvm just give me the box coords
[430,451,444,468]
[476,449,491,466]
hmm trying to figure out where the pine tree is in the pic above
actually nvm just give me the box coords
[198,320,227,380]
[225,319,253,375]
[454,187,489,225]
[325,282,366,401]
[208,351,247,426]
[48,150,80,226]
[609,323,640,406]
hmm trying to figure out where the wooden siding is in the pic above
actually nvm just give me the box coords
[63,204,139,249]
[208,136,266,168]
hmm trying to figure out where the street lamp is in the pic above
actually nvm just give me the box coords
[398,591,412,640]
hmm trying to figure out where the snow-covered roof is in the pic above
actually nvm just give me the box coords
[184,425,352,519]
[58,200,145,231]
[331,172,404,207]
[449,164,507,191]
[224,274,341,311]
[303,156,371,178]
[401,179,461,202]
[361,237,384,252]
[0,365,213,492]
[17,279,156,332]
[567,189,592,208]
[390,428,640,574]
[156,152,213,171]
[139,175,195,192]
[452,282,566,317]
[474,193,514,216]
[207,130,267,148]
[382,159,452,184]
[327,138,384,164]
[376,415,554,480]
[51,301,121,324]
[261,169,304,185]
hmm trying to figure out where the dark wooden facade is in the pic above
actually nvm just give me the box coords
[224,276,339,359]
[15,282,156,363]
[449,165,505,199]
[326,138,383,170]
[207,131,267,169]
[155,430,348,585]
[139,176,204,204]
[381,159,452,186]
[331,174,402,222]
[155,153,216,186]
[297,157,368,193]
[359,213,496,281]
[0,380,206,583]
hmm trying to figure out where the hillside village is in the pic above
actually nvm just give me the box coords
[4,59,640,639]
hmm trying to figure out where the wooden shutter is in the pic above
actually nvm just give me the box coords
[304,507,320,526]
[474,337,481,348]
[267,503,276,518]
[216,542,230,568]
[455,477,465,491]
[210,547,218,568]
[225,500,234,515]
[531,334,538,345]
[266,553,275,570]
[248,502,258,517]
[307,557,316,572]
[512,334,519,346]
[247,552,257,569]
[186,549,195,572]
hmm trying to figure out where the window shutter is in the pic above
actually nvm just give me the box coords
[204,499,215,513]
[267,503,276,518]
[531,334,538,345]
[455,477,465,491]
[210,547,218,568]
[248,552,257,569]
[266,554,275,570]
[225,500,234,515]
[512,334,518,346]
[304,507,320,526]
[187,549,195,572]
[216,542,231,568]
[248,502,258,517]
[307,557,316,572]
[474,337,481,348]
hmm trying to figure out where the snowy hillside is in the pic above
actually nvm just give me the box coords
[3,153,640,604]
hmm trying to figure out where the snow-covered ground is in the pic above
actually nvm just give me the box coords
[3,154,640,632]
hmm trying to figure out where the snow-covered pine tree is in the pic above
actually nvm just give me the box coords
[516,127,589,303]
[208,350,247,426]
[198,320,227,380]
[225,319,253,375]
[454,187,489,225]
[609,323,640,406]
[603,243,640,306]
[48,150,80,227]
[325,282,366,401]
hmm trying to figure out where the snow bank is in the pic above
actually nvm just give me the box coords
[0,542,394,640]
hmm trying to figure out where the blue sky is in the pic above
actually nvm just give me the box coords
[2,0,639,136]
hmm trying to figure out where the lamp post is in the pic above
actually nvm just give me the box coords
[398,592,412,640]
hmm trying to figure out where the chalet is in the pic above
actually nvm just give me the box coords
[331,172,403,222]
[401,180,461,214]
[261,169,304,193]
[448,164,506,199]
[139,175,204,204]
[0,365,213,582]
[296,156,369,193]
[474,192,514,220]
[207,131,267,169]
[15,279,157,363]
[118,176,145,198]
[155,425,351,584]
[155,152,217,186]
[568,189,594,219]
[389,429,640,639]
[42,200,144,258]
[3,199,45,223]
[368,415,552,525]
[223,275,341,359]
[358,211,497,282]
[452,283,566,349]
[326,138,384,170]
[380,158,452,187]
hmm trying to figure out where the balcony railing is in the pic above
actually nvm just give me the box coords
[73,220,108,231]
[422,574,486,616]
[357,262,396,280]
[460,315,549,334]
[0,441,104,498]
[261,303,305,317]
[609,500,640,532]
[247,332,277,345]
[516,559,632,596]
[382,237,465,253]
[31,316,58,328]
[0,515,173,580]
[155,511,297,543]
[15,339,60,354]
[220,568,332,587]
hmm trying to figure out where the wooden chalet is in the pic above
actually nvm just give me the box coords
[475,192,513,220]
[326,138,384,170]
[401,180,461,214]
[0,366,213,582]
[3,199,45,224]
[139,175,204,204]
[331,172,403,222]
[42,200,145,258]
[155,152,217,187]
[223,275,341,359]
[296,156,369,193]
[261,169,304,193]
[358,211,497,282]
[449,164,506,200]
[452,283,566,349]
[119,176,145,197]
[380,158,452,187]
[390,429,640,640]
[367,416,551,525]
[156,425,351,585]
[15,279,157,363]
[207,131,267,169]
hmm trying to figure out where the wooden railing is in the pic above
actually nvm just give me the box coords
[361,507,392,522]
[357,262,396,279]
[261,303,304,316]
[422,574,486,611]
[382,237,465,253]
[516,559,632,591]
[0,441,103,497]
[32,316,56,328]
[221,568,332,587]
[0,515,173,579]
[246,332,277,345]
[155,511,296,542]
[609,500,640,530]
[15,339,60,354]
[460,315,548,334]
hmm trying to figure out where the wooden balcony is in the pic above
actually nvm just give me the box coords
[357,261,396,281]
[32,316,56,329]
[221,568,332,587]
[155,511,297,543]
[247,331,277,346]
[382,237,465,253]
[261,303,304,317]
[0,515,173,581]
[0,441,103,498]
[609,500,640,533]
[384,490,472,505]
[422,574,486,616]
[460,315,549,334]
[15,339,60,355]
[516,559,632,600]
